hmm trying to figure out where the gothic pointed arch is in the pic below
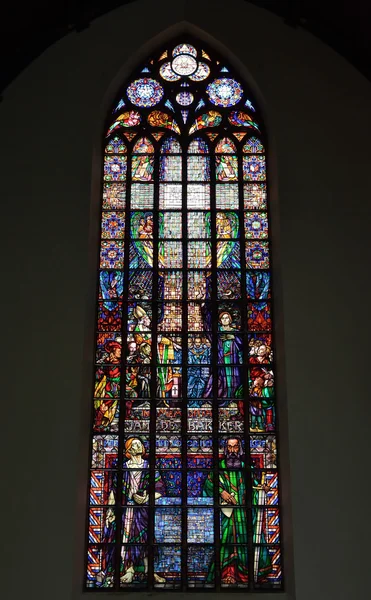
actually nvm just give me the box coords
[87,38,282,591]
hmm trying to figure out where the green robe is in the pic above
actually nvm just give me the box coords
[203,459,248,583]
[203,461,272,583]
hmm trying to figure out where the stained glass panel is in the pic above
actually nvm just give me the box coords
[160,137,182,153]
[215,155,238,181]
[159,212,182,238]
[243,156,266,181]
[187,155,210,181]
[132,137,154,153]
[132,155,154,181]
[89,40,282,592]
[160,156,182,181]
[215,137,237,153]
[244,183,267,210]
[187,184,210,209]
[104,156,127,181]
[188,138,209,154]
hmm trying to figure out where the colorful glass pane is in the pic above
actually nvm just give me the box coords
[229,110,260,130]
[244,183,267,210]
[104,156,127,181]
[243,156,266,181]
[132,137,154,153]
[246,241,270,269]
[243,136,265,153]
[215,155,238,181]
[172,55,198,76]
[159,212,182,238]
[215,137,237,153]
[160,137,182,153]
[131,184,154,209]
[244,212,269,239]
[102,183,126,210]
[176,92,194,106]
[215,184,239,209]
[106,111,141,136]
[188,138,209,154]
[172,44,197,57]
[187,156,210,181]
[132,155,154,181]
[100,241,124,268]
[216,212,239,238]
[127,78,164,107]
[188,212,211,238]
[105,136,127,154]
[189,62,210,81]
[89,42,283,592]
[187,184,210,209]
[160,62,181,82]
[101,212,125,239]
[160,156,182,181]
[206,78,243,107]
[233,132,247,142]
[189,111,222,135]
[148,111,181,134]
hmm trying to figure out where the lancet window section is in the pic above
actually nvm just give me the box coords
[86,41,282,592]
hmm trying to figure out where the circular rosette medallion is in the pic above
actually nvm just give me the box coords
[206,78,243,107]
[127,78,164,107]
[171,54,198,76]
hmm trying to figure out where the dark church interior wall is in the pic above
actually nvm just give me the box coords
[1,1,370,599]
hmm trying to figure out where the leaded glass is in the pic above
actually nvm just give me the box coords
[243,136,265,153]
[176,92,194,106]
[229,110,260,131]
[127,78,164,107]
[132,137,154,153]
[172,54,198,76]
[189,62,210,81]
[105,136,127,154]
[215,155,238,181]
[148,111,181,134]
[160,156,182,181]
[189,111,222,134]
[187,155,210,181]
[243,156,266,181]
[160,137,182,153]
[215,137,237,153]
[206,78,243,107]
[131,155,154,181]
[88,39,283,592]
[188,138,209,154]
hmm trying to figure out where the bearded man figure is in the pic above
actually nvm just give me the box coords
[203,437,272,585]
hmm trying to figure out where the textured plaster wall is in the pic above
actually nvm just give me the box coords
[1,1,371,599]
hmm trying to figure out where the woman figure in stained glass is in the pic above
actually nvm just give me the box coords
[249,367,274,432]
[209,311,243,398]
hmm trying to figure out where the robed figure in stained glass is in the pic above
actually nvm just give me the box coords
[203,437,271,585]
[106,438,167,584]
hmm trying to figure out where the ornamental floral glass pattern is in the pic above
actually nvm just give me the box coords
[87,40,283,592]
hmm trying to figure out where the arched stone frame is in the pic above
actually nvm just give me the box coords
[74,22,295,599]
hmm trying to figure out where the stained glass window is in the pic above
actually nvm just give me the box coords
[87,40,283,592]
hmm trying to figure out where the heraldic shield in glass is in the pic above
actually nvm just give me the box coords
[87,40,282,592]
